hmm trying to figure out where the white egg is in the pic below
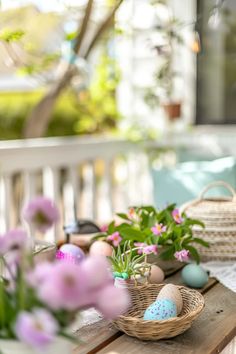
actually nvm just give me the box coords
[157,283,183,315]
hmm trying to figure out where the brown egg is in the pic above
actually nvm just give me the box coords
[89,240,113,257]
[149,265,165,284]
[157,283,183,315]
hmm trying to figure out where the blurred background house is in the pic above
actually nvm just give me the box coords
[1,0,236,241]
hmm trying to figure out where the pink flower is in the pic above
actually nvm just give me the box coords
[134,242,147,255]
[22,196,59,233]
[100,224,108,232]
[174,249,190,262]
[27,262,54,288]
[172,209,183,224]
[107,231,122,247]
[143,245,158,255]
[2,229,29,264]
[151,223,167,236]
[96,285,130,319]
[15,309,58,349]
[128,207,136,219]
[79,256,112,290]
[37,262,87,310]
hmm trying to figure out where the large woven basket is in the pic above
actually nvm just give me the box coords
[113,283,204,340]
[181,181,236,261]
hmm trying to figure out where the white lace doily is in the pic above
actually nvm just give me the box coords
[201,261,236,293]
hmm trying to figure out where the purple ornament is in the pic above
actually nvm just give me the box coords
[59,244,85,264]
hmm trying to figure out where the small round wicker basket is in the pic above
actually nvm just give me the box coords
[113,283,204,340]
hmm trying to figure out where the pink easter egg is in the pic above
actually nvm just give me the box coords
[149,265,165,284]
[59,243,85,263]
[90,241,113,257]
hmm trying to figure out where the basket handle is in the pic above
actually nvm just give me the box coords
[180,180,236,214]
[199,180,236,200]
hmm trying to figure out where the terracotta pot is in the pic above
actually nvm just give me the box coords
[162,102,181,121]
[0,337,72,354]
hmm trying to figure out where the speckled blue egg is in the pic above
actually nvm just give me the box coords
[143,299,177,321]
[181,264,208,288]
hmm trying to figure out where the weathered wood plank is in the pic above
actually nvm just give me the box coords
[96,283,236,354]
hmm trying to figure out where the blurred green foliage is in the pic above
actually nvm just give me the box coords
[0,53,121,140]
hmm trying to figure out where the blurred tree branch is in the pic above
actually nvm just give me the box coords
[23,0,124,138]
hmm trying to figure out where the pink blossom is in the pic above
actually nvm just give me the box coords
[2,229,29,264]
[143,245,158,255]
[79,256,112,290]
[100,224,108,232]
[151,223,167,236]
[172,209,183,224]
[27,262,54,288]
[174,249,190,262]
[22,196,59,233]
[96,285,130,319]
[134,242,147,255]
[37,262,87,310]
[15,309,58,349]
[107,231,122,247]
[128,207,136,219]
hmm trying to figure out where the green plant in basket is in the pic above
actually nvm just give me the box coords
[97,204,208,264]
[108,241,150,281]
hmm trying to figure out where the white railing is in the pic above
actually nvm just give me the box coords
[0,135,153,242]
[1,125,236,243]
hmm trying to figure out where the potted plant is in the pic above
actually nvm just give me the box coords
[144,0,185,121]
[108,241,151,288]
[95,204,208,266]
[0,197,130,354]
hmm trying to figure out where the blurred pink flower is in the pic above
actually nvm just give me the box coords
[107,231,122,247]
[128,207,135,219]
[174,249,189,262]
[2,229,29,264]
[100,224,108,232]
[27,262,54,288]
[143,245,158,255]
[134,242,147,255]
[22,196,59,233]
[79,256,112,290]
[37,262,86,311]
[172,209,183,224]
[96,285,130,319]
[151,223,167,236]
[15,309,58,349]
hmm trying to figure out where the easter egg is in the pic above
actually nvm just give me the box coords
[143,299,177,321]
[181,264,208,288]
[59,243,85,263]
[90,241,113,257]
[157,284,183,315]
[149,265,165,284]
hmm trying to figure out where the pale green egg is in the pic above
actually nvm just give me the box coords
[181,264,208,288]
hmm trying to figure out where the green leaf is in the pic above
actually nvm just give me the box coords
[120,227,146,242]
[185,219,205,228]
[0,29,25,43]
[116,213,130,221]
[108,221,116,234]
[192,238,209,248]
[159,245,175,260]
[185,245,200,264]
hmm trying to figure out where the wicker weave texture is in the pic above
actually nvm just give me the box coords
[113,284,204,340]
[182,181,236,261]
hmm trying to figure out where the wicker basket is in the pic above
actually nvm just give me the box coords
[181,181,236,261]
[113,283,204,340]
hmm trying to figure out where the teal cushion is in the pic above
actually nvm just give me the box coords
[151,156,236,208]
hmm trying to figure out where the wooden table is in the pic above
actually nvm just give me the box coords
[73,264,236,354]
